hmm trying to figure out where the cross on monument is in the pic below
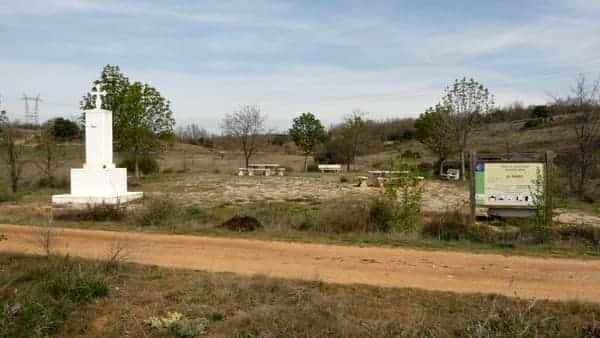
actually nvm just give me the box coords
[92,84,107,109]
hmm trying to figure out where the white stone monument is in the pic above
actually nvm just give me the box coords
[52,84,143,205]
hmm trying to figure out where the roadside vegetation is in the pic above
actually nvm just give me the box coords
[1,68,599,262]
[1,253,600,337]
[2,188,599,259]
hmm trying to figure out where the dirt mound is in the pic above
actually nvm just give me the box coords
[220,216,262,232]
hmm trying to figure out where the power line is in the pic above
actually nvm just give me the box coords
[21,93,42,125]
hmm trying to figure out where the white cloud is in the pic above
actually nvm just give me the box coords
[0,1,596,131]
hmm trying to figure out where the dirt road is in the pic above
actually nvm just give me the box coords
[1,224,599,303]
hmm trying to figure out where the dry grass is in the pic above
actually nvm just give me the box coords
[2,253,600,337]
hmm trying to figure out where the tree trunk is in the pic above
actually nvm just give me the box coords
[578,166,587,200]
[245,155,250,169]
[46,146,53,184]
[304,154,309,172]
[134,153,140,178]
[460,151,466,181]
[10,162,18,193]
[8,140,18,193]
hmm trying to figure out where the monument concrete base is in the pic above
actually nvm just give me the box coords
[51,167,143,206]
[51,192,143,206]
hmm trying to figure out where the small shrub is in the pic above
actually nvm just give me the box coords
[518,226,558,245]
[118,156,160,176]
[522,118,543,129]
[186,205,206,220]
[0,191,18,203]
[316,200,372,233]
[401,150,421,159]
[144,312,209,337]
[558,225,600,247]
[170,318,209,337]
[1,297,70,336]
[137,198,179,227]
[421,211,469,241]
[368,198,394,232]
[210,312,224,321]
[381,157,424,232]
[1,259,109,337]
[46,272,108,303]
[339,176,349,183]
[220,216,262,232]
[213,168,221,174]
[53,203,126,222]
[163,168,174,174]
[50,117,80,140]
[145,312,183,330]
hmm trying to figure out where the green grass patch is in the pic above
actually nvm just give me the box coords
[0,256,109,337]
[3,254,598,337]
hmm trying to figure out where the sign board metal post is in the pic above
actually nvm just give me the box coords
[545,151,554,225]
[470,152,553,225]
[469,151,476,225]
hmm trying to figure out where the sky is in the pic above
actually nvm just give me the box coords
[1,0,599,132]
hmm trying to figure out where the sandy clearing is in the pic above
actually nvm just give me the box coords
[1,224,599,303]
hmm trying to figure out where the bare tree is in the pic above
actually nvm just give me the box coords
[555,75,600,199]
[0,110,28,193]
[176,123,211,145]
[37,227,55,258]
[339,110,370,171]
[103,237,129,271]
[442,78,494,180]
[221,105,267,168]
[33,120,66,186]
[500,124,516,153]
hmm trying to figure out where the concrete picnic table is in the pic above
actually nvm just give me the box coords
[367,170,409,177]
[242,164,285,176]
[367,170,424,187]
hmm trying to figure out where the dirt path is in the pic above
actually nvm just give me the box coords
[1,224,599,303]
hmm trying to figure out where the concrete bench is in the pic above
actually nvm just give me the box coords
[357,176,369,187]
[238,168,248,176]
[248,168,269,176]
[318,164,342,173]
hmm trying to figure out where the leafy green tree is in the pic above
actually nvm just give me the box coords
[442,77,494,180]
[415,104,453,174]
[82,65,175,177]
[532,105,551,120]
[114,82,174,177]
[289,112,326,172]
[81,64,130,111]
[50,117,80,140]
